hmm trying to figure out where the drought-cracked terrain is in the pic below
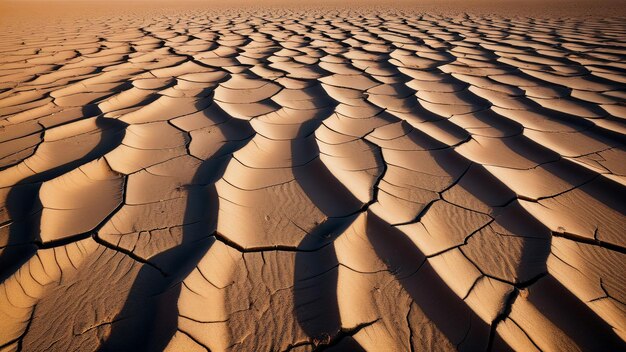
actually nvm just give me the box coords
[0,2,625,351]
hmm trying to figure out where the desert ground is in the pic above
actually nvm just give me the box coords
[0,1,625,351]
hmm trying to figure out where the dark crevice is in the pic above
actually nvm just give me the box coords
[487,289,519,352]
[314,319,379,351]
[552,230,626,254]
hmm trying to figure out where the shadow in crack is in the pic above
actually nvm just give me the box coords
[365,213,494,350]
[291,122,365,348]
[100,102,255,350]
[528,275,626,351]
[0,113,126,282]
[99,182,217,351]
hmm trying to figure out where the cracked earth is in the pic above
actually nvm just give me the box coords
[0,2,625,351]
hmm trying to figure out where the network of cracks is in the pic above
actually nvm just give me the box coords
[0,8,625,352]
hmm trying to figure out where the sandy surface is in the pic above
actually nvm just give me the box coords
[0,1,625,351]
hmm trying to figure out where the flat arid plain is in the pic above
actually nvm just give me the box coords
[0,0,625,351]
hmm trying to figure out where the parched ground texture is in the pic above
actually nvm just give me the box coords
[0,3,625,351]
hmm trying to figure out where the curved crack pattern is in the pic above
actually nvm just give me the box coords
[0,3,625,352]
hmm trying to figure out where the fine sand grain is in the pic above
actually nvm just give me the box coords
[0,1,625,351]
